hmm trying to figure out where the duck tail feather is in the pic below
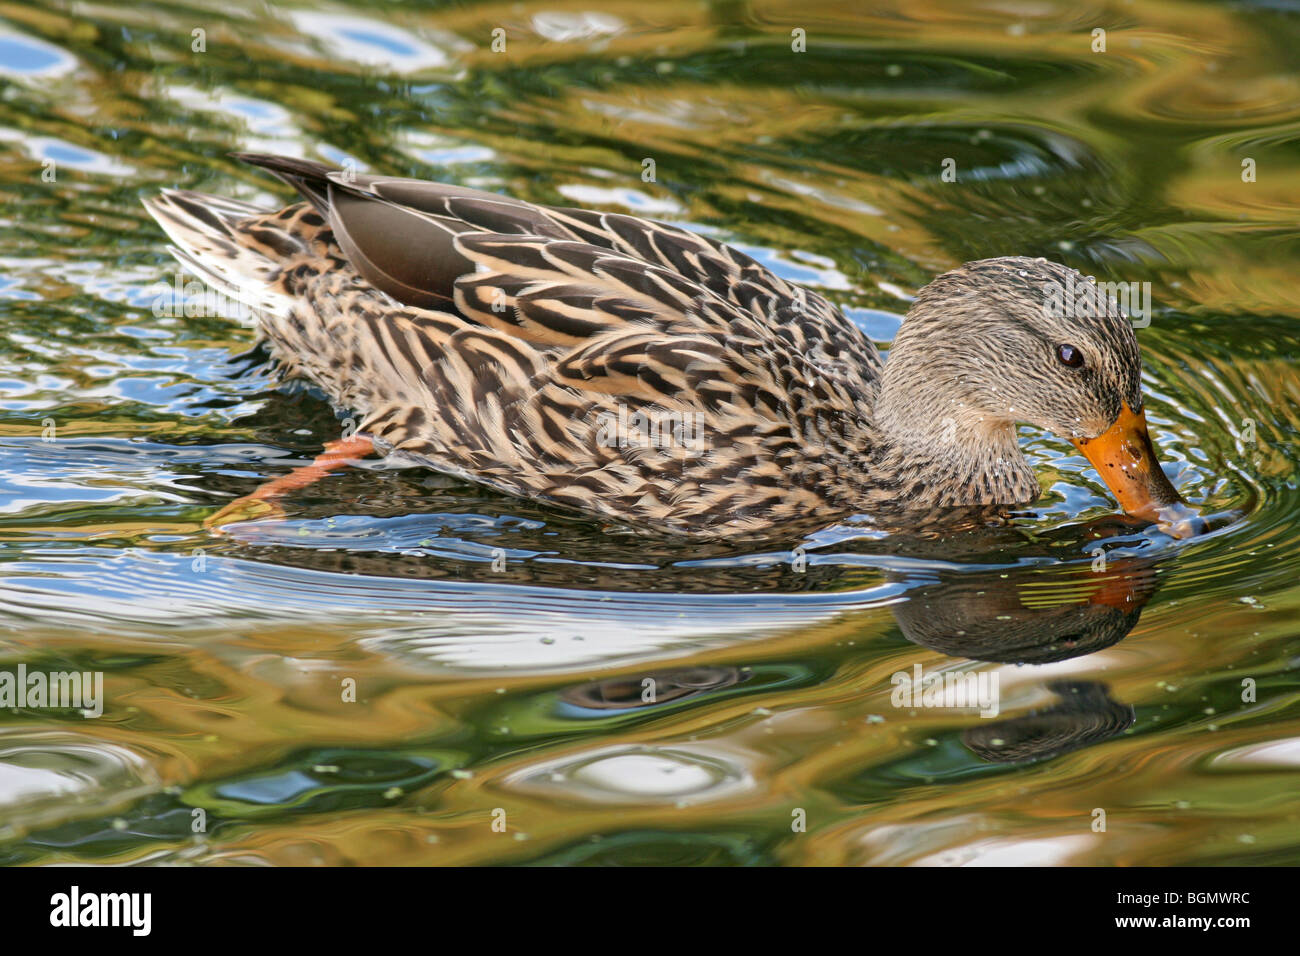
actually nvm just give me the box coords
[231,152,336,213]
[142,190,294,321]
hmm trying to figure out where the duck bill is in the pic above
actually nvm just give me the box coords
[1070,404,1190,526]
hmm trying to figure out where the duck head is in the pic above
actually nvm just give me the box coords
[875,256,1197,534]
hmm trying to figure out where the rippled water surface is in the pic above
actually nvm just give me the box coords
[1,0,1298,865]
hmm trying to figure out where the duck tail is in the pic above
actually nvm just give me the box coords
[141,189,298,320]
[229,152,336,213]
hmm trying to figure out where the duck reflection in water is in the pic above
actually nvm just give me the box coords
[885,526,1155,762]
[963,681,1135,765]
[891,552,1158,665]
[554,517,1161,766]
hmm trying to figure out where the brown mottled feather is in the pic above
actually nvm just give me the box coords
[143,154,1159,537]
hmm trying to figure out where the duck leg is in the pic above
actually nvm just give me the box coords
[206,434,376,530]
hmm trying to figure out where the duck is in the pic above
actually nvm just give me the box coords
[143,153,1196,539]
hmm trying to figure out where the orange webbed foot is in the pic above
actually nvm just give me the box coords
[204,434,375,533]
[204,495,286,532]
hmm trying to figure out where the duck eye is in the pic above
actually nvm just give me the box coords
[1056,344,1084,368]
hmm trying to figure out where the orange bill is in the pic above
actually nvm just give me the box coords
[1070,403,1198,533]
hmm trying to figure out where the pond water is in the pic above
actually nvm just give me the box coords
[0,0,1297,865]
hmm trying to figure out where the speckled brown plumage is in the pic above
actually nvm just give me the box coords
[143,154,1177,538]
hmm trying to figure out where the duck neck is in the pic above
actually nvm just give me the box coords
[870,362,1040,508]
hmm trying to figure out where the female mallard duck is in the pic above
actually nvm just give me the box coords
[144,153,1195,538]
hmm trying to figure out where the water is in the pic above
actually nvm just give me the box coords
[0,1,1297,865]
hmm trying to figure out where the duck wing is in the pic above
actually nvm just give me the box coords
[234,153,882,389]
